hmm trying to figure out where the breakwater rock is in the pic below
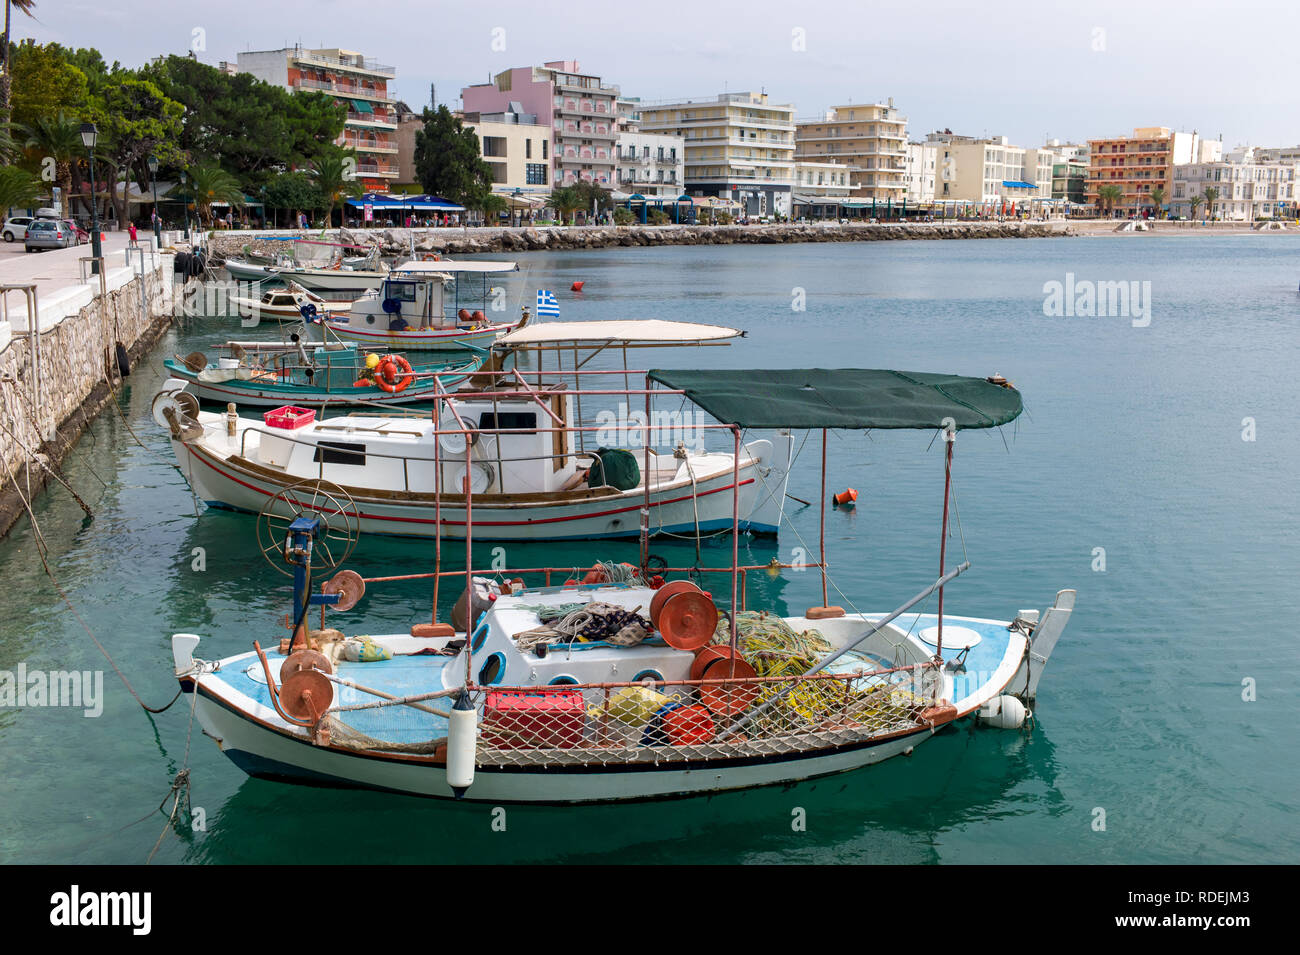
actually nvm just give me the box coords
[208,221,1068,261]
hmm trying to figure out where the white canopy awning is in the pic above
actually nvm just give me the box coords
[497,319,744,346]
[390,259,519,274]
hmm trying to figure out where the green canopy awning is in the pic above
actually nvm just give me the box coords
[347,98,374,114]
[647,368,1023,430]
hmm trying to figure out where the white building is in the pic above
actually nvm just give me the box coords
[615,131,685,198]
[791,160,855,217]
[904,142,937,202]
[1170,148,1300,220]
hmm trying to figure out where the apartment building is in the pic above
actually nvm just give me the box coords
[1086,127,1221,216]
[791,160,856,218]
[903,142,937,202]
[926,132,1053,203]
[795,101,908,202]
[639,91,796,217]
[237,46,399,191]
[1042,141,1090,202]
[615,131,684,198]
[462,61,619,190]
[1170,147,1300,220]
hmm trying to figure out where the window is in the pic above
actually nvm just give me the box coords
[482,136,507,158]
[479,411,537,432]
[526,163,547,185]
[313,441,366,466]
[525,139,532,159]
[542,139,548,160]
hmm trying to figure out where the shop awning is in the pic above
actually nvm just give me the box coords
[1001,180,1035,189]
[646,369,1023,430]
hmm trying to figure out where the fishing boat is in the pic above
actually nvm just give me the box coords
[157,339,486,408]
[154,322,792,539]
[228,281,351,323]
[167,367,1075,802]
[222,257,288,283]
[319,260,525,352]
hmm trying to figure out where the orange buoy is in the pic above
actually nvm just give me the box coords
[457,308,473,322]
[690,643,746,681]
[571,281,585,292]
[833,488,858,507]
[662,704,715,745]
[471,309,486,323]
[699,657,759,715]
[656,589,718,650]
[649,579,702,623]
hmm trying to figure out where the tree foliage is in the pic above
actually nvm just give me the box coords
[413,105,492,207]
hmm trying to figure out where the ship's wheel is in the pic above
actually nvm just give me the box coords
[256,479,360,577]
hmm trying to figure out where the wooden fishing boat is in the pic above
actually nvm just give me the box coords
[228,281,351,323]
[319,260,523,352]
[165,368,1075,802]
[156,321,790,538]
[157,341,485,408]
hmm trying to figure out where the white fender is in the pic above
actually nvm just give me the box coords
[978,694,1028,729]
[446,691,478,798]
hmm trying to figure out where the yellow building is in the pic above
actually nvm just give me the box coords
[795,101,907,201]
[1086,127,1220,216]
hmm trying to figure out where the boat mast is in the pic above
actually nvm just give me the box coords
[936,423,955,663]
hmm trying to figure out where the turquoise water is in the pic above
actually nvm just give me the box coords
[1,235,1297,864]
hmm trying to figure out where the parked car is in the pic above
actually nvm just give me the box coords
[23,219,74,252]
[3,216,35,242]
[62,219,89,244]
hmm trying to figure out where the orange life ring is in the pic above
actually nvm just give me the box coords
[374,355,413,393]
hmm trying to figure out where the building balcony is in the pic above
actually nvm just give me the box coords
[356,163,400,177]
[292,77,393,103]
[291,50,394,78]
[346,113,398,129]
[345,137,398,154]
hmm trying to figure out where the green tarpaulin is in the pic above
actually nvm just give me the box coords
[646,369,1022,430]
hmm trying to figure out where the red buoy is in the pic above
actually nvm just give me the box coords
[571,281,584,292]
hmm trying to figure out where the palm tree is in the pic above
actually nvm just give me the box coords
[1097,184,1123,217]
[19,110,81,214]
[477,192,507,225]
[549,185,584,225]
[2,1,38,120]
[1188,195,1203,221]
[0,162,41,214]
[1202,187,1219,221]
[311,149,362,228]
[1147,186,1167,219]
[183,163,244,227]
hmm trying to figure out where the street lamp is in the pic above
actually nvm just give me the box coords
[147,155,160,245]
[180,171,190,241]
[79,123,102,275]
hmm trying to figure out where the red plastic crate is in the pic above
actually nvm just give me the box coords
[263,406,316,430]
[482,688,585,749]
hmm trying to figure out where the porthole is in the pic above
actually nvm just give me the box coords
[479,652,506,686]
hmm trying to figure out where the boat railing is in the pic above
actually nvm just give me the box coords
[437,663,942,765]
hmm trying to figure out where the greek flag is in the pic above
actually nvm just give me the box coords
[536,289,560,318]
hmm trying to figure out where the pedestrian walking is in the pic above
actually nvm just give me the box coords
[128,221,138,247]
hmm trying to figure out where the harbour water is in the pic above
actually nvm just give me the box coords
[1,234,1296,864]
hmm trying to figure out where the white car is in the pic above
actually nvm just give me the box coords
[3,217,35,242]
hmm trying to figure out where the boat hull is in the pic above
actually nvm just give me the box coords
[321,319,515,352]
[174,435,780,539]
[184,676,940,803]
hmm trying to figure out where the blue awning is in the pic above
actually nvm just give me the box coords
[345,193,466,212]
[1001,180,1036,189]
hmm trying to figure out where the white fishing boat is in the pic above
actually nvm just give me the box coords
[319,260,523,352]
[167,367,1075,802]
[156,320,792,540]
[228,281,351,323]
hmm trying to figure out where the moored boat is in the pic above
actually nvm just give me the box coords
[166,366,1075,802]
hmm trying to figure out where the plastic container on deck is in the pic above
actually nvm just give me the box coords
[263,406,316,430]
[481,689,585,749]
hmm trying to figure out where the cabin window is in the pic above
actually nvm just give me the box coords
[478,411,537,433]
[386,282,418,302]
[312,441,366,465]
[479,652,506,686]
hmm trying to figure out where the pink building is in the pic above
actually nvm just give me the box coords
[462,61,618,189]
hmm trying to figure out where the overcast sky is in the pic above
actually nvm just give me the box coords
[16,0,1300,149]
